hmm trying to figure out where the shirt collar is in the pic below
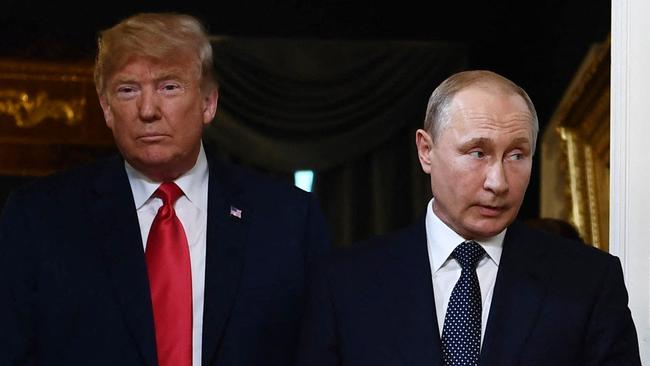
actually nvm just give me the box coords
[425,198,505,273]
[125,143,209,211]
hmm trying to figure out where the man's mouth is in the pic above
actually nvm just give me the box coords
[138,133,167,143]
[476,205,506,217]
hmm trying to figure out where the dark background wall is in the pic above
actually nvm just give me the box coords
[0,0,611,224]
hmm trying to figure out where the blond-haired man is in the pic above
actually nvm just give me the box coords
[0,13,329,366]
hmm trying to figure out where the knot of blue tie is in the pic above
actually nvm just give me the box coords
[452,240,486,270]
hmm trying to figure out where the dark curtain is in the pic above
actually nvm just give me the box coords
[205,38,467,246]
[314,124,431,246]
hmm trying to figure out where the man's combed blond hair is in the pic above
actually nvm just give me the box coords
[94,12,216,95]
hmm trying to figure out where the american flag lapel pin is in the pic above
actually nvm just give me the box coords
[229,206,242,219]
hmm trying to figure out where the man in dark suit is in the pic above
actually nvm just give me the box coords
[0,13,329,366]
[297,70,640,365]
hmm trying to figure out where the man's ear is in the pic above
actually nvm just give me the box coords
[99,95,114,130]
[415,129,434,174]
[202,88,218,126]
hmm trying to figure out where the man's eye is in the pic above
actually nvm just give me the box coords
[115,86,138,98]
[161,83,182,93]
[469,151,484,158]
[508,152,524,161]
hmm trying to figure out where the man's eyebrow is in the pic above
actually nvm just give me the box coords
[510,137,531,147]
[459,137,492,149]
[154,71,183,81]
[458,136,531,149]
[154,67,194,82]
[111,74,138,85]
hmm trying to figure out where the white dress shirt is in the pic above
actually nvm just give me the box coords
[125,144,208,366]
[424,198,504,346]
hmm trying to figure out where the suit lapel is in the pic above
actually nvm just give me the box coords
[201,152,248,366]
[480,222,549,366]
[380,220,444,366]
[90,156,157,366]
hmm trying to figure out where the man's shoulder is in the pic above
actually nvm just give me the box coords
[323,221,427,275]
[1,156,124,231]
[7,155,122,202]
[209,158,313,205]
[506,220,619,270]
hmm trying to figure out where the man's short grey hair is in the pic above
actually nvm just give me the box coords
[423,70,539,151]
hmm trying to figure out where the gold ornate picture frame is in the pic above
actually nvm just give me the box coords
[540,38,610,250]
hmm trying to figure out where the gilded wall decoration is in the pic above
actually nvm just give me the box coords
[0,59,114,176]
[0,90,86,128]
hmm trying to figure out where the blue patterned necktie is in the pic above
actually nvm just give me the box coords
[441,240,486,366]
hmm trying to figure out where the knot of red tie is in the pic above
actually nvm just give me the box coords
[155,181,184,206]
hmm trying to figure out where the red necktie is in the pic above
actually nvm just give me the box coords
[145,182,192,366]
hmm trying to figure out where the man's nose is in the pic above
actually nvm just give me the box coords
[484,161,509,195]
[138,89,161,122]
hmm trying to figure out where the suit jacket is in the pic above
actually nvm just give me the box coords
[296,218,641,366]
[0,147,330,366]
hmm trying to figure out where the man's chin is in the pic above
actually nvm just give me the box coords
[125,153,186,181]
[464,219,511,240]
[131,156,174,170]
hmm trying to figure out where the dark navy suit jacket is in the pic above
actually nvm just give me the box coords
[297,219,640,366]
[0,147,330,366]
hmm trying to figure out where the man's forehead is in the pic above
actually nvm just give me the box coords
[110,54,197,80]
[450,118,534,141]
[447,108,534,145]
[448,88,532,126]
[114,54,194,75]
